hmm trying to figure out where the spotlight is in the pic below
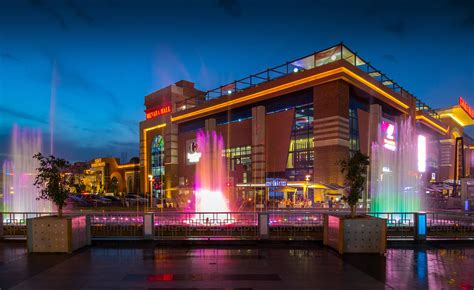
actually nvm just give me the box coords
[293,67,298,73]
[227,90,232,95]
[331,55,337,61]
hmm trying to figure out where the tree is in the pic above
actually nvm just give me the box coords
[339,151,370,218]
[33,153,72,218]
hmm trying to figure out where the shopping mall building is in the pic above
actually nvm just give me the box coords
[139,43,474,205]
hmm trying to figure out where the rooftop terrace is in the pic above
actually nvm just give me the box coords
[175,43,440,119]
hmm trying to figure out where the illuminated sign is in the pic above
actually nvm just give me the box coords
[186,140,201,164]
[381,120,397,151]
[417,135,426,173]
[459,97,474,119]
[265,178,287,187]
[145,105,171,120]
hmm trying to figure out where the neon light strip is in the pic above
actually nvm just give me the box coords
[418,135,426,173]
[439,113,466,127]
[171,67,410,122]
[117,164,139,169]
[415,115,449,134]
[143,123,166,193]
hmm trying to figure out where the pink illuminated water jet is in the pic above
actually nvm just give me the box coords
[2,125,52,212]
[193,130,230,221]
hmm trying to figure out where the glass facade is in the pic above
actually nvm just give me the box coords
[349,98,367,153]
[286,104,314,180]
[151,135,165,197]
[224,145,252,172]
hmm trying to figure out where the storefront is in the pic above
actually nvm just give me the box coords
[139,43,473,208]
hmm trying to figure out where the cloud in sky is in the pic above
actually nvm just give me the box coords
[0,0,472,163]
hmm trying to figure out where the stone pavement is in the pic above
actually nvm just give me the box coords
[1,241,473,289]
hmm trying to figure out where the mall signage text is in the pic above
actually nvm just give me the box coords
[145,105,171,120]
[459,97,474,119]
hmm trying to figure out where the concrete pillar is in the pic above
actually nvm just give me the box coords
[205,118,216,132]
[252,106,266,208]
[439,139,455,181]
[0,213,3,239]
[313,80,350,185]
[143,213,154,240]
[414,212,427,242]
[258,212,269,240]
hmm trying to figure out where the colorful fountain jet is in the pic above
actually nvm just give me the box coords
[194,130,230,214]
[370,117,423,213]
[2,125,52,212]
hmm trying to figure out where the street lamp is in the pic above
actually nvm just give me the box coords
[148,175,153,212]
[304,174,311,203]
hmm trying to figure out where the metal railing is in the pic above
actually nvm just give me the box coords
[2,211,474,241]
[173,43,436,119]
[416,99,441,119]
[154,212,258,239]
[89,212,144,238]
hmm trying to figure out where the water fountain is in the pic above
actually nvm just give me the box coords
[193,130,230,223]
[1,125,52,212]
[370,117,423,213]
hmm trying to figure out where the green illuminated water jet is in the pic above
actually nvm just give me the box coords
[370,117,422,213]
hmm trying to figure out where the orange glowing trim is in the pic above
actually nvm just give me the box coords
[117,164,139,169]
[143,123,166,192]
[416,115,449,133]
[171,67,409,122]
[439,113,466,127]
[469,145,474,150]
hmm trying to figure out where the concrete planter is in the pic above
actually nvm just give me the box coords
[323,214,386,254]
[27,215,89,253]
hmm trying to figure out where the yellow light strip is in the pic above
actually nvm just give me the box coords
[117,164,139,169]
[469,145,474,150]
[171,67,409,122]
[416,115,449,134]
[143,123,166,192]
[439,113,466,127]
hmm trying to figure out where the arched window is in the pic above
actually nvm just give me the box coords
[110,176,119,194]
[151,135,165,197]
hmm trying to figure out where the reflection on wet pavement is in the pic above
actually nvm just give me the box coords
[0,242,473,289]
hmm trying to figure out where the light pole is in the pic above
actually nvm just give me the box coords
[148,174,153,212]
[305,174,311,205]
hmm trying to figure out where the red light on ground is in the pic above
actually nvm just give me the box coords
[226,181,232,187]
[147,274,174,281]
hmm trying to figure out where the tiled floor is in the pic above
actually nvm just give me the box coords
[1,241,473,289]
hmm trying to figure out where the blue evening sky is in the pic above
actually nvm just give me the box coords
[0,0,473,163]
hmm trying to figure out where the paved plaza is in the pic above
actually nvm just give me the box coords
[1,241,473,290]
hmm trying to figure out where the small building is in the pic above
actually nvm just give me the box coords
[88,157,140,194]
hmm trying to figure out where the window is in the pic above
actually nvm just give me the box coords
[286,104,314,180]
[224,145,252,172]
[151,135,165,197]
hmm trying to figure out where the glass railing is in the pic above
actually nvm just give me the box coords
[416,99,440,119]
[174,43,434,116]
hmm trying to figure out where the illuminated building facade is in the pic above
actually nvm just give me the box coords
[88,157,140,194]
[139,43,473,202]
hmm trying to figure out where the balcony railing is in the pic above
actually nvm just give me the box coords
[416,99,440,119]
[2,211,474,241]
[174,43,436,118]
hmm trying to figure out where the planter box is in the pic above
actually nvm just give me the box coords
[323,214,386,254]
[27,215,89,253]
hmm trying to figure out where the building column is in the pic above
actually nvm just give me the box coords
[205,118,216,132]
[164,119,178,198]
[251,106,266,184]
[313,80,350,185]
[439,139,455,181]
